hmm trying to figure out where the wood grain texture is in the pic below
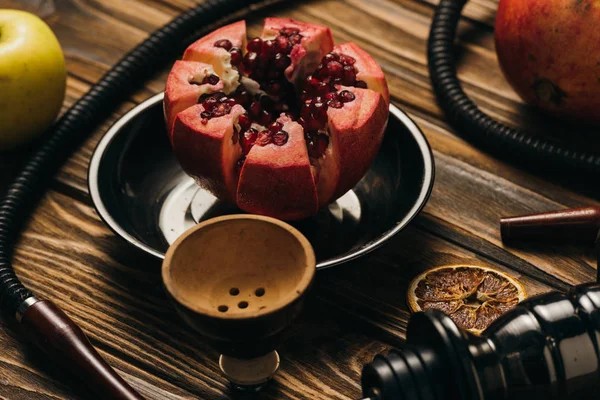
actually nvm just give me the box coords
[0,0,598,399]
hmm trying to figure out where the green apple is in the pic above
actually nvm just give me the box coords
[0,9,66,150]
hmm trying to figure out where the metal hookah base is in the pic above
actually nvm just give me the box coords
[219,350,281,392]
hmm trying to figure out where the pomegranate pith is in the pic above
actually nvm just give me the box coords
[166,18,389,220]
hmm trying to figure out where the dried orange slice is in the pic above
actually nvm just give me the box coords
[407,265,526,335]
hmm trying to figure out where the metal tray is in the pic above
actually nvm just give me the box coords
[88,92,434,269]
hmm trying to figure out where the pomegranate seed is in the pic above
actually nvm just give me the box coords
[313,64,327,79]
[274,35,290,52]
[355,80,367,88]
[306,117,321,131]
[273,130,289,146]
[342,65,356,85]
[201,74,220,85]
[233,90,251,106]
[259,110,272,125]
[243,52,258,72]
[261,40,276,57]
[289,34,302,45]
[269,121,283,132]
[214,39,233,50]
[250,101,262,117]
[201,118,209,125]
[304,76,319,91]
[339,54,356,65]
[326,61,343,78]
[256,130,273,146]
[238,113,251,131]
[312,102,328,123]
[203,97,218,109]
[328,99,343,108]
[305,130,314,143]
[212,103,232,117]
[274,53,291,70]
[244,128,258,141]
[316,81,329,95]
[229,47,242,66]
[300,91,311,103]
[339,90,356,103]
[322,53,337,64]
[247,37,262,52]
[297,117,306,127]
[325,92,338,101]
[280,27,300,36]
[200,111,211,119]
[301,103,312,120]
[242,128,258,154]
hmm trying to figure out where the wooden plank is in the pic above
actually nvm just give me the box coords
[1,0,598,398]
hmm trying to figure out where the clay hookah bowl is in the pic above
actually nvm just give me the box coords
[161,214,316,389]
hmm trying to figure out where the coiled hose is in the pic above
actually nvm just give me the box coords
[0,0,275,318]
[428,0,600,174]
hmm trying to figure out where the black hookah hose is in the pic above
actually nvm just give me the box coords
[428,0,600,174]
[0,1,278,399]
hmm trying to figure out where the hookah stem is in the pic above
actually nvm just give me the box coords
[427,0,600,174]
[0,0,282,398]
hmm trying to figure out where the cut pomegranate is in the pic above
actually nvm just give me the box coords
[165,18,389,220]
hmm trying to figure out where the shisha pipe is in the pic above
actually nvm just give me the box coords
[358,238,600,400]
[358,207,600,400]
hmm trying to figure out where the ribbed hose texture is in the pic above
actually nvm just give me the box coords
[0,0,273,318]
[427,0,600,174]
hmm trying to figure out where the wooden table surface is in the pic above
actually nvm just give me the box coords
[1,0,599,399]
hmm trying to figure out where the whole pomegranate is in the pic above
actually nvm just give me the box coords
[164,18,389,220]
[495,0,600,124]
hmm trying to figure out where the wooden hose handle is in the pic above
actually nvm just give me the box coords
[20,300,145,400]
[500,206,600,243]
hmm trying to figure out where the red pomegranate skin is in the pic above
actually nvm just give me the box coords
[495,0,600,124]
